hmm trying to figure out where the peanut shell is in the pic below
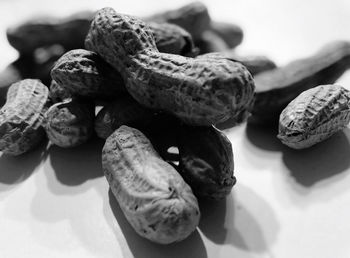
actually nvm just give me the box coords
[85,8,255,126]
[278,84,350,149]
[0,79,49,155]
[102,125,200,244]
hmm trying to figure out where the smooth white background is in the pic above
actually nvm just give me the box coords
[1,1,350,258]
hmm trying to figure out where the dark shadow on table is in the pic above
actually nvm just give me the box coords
[48,136,104,186]
[108,189,208,258]
[0,140,48,187]
[245,122,283,152]
[282,131,350,186]
[198,197,228,244]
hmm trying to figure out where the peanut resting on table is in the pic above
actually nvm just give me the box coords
[103,126,200,244]
[85,7,255,126]
[252,41,350,124]
[0,79,49,155]
[278,84,350,149]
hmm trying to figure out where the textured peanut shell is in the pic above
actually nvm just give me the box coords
[145,1,211,40]
[43,98,94,147]
[102,126,200,244]
[0,79,49,155]
[278,85,350,149]
[85,8,255,126]
[51,49,125,100]
[7,11,94,54]
[178,125,236,200]
[252,41,350,124]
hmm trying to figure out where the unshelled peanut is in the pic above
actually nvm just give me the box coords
[102,125,200,244]
[278,84,350,149]
[252,40,350,124]
[7,11,94,54]
[51,49,126,100]
[85,8,255,126]
[0,79,49,155]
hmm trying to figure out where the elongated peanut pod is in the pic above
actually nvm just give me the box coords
[252,40,350,124]
[102,125,200,244]
[0,79,49,155]
[85,8,255,126]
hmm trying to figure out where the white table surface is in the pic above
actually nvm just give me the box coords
[1,1,350,258]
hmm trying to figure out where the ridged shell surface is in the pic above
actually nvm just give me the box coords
[278,84,350,149]
[0,79,48,155]
[85,8,255,126]
[102,125,200,244]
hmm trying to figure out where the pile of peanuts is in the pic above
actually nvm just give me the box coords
[1,2,350,244]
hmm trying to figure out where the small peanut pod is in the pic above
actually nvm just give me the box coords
[7,11,95,54]
[102,125,200,244]
[51,49,126,100]
[178,125,236,200]
[0,79,49,155]
[252,40,350,124]
[145,1,211,41]
[85,8,255,126]
[95,96,180,139]
[148,22,196,56]
[210,21,244,49]
[278,85,350,149]
[43,98,95,147]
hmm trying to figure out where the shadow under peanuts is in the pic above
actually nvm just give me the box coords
[108,189,208,258]
[197,196,228,244]
[227,185,279,253]
[48,136,105,186]
[282,131,350,186]
[245,122,284,152]
[0,140,48,187]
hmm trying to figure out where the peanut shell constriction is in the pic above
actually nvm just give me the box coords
[278,84,350,149]
[102,125,200,244]
[0,79,49,155]
[85,8,255,126]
